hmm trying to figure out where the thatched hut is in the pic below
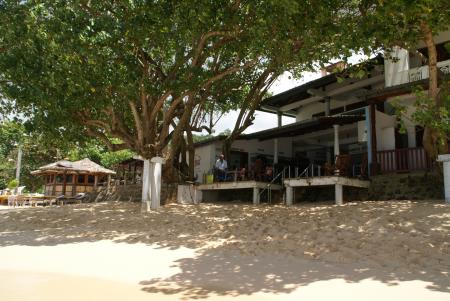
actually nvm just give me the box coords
[32,158,115,196]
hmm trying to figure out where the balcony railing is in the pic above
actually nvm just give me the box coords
[376,147,432,173]
[386,59,450,87]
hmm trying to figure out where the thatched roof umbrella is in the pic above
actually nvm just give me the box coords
[32,158,115,196]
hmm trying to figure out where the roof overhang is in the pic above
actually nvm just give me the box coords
[243,115,365,141]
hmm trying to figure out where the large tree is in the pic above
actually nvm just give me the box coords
[357,0,450,160]
[0,0,368,195]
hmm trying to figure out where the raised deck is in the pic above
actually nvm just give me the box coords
[284,176,370,206]
[197,181,282,205]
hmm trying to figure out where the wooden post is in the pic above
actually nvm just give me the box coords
[52,174,56,196]
[252,187,260,205]
[62,172,67,196]
[94,174,98,191]
[72,173,77,196]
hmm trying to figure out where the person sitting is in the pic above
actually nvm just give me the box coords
[264,165,274,181]
[215,154,228,182]
[253,158,264,181]
[238,166,247,181]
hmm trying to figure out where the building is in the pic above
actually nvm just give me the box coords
[193,30,450,204]
[32,158,115,196]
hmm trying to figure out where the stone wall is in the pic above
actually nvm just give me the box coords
[94,183,178,204]
[368,172,443,200]
[291,172,443,203]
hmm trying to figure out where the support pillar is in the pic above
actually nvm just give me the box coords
[150,157,165,210]
[274,112,282,164]
[141,159,150,211]
[252,187,260,205]
[333,124,340,156]
[286,185,293,206]
[369,103,378,175]
[325,98,331,116]
[274,139,279,164]
[107,175,111,190]
[335,184,343,205]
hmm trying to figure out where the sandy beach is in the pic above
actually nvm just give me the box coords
[0,200,449,300]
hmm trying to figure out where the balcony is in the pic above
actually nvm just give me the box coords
[385,59,450,87]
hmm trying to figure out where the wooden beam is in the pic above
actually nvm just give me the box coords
[280,75,384,112]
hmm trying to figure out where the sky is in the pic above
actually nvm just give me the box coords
[213,54,371,134]
[213,71,321,134]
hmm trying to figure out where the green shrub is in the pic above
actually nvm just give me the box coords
[7,179,18,189]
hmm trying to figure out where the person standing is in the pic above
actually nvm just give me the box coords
[215,154,228,181]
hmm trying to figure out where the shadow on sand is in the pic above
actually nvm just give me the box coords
[0,200,449,298]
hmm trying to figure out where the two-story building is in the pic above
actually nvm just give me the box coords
[193,30,450,196]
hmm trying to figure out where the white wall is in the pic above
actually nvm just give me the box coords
[194,137,293,183]
[232,137,293,159]
[296,97,364,121]
[375,110,396,151]
[193,143,216,181]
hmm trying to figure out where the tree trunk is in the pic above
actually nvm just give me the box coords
[420,22,446,161]
[222,138,232,164]
[186,129,195,181]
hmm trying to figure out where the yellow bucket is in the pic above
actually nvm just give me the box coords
[206,174,214,184]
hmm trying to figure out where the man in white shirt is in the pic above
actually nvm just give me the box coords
[215,154,228,181]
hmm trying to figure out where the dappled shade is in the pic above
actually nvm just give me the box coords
[0,200,449,298]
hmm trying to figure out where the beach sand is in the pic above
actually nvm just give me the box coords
[0,200,449,300]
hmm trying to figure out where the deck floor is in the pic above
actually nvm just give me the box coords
[197,180,282,191]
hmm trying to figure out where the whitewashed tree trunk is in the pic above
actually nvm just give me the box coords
[150,157,165,210]
[141,159,151,212]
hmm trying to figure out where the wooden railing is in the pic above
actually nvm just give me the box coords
[376,147,431,173]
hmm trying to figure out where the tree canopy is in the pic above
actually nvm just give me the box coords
[0,0,367,163]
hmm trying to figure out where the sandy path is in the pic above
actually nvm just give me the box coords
[0,201,449,300]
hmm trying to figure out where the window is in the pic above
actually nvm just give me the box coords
[55,175,64,183]
[87,175,95,184]
[66,175,73,184]
[77,175,85,184]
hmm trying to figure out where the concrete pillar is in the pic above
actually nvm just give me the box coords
[15,145,22,185]
[286,185,293,206]
[150,157,165,210]
[142,159,150,203]
[437,154,450,203]
[335,184,343,205]
[253,187,260,205]
[274,112,282,164]
[333,124,340,156]
[325,98,331,116]
[274,139,279,164]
